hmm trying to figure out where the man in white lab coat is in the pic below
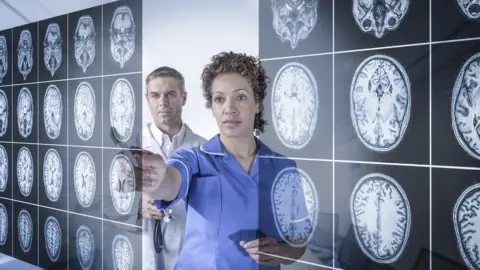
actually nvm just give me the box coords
[141,66,206,270]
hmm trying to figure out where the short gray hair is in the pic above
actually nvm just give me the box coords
[145,66,185,94]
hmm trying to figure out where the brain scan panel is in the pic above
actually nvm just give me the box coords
[453,183,480,270]
[0,145,8,192]
[17,209,33,253]
[350,55,411,152]
[43,23,62,77]
[44,216,61,262]
[0,35,8,83]
[0,203,7,246]
[74,82,96,141]
[110,78,135,142]
[17,87,34,139]
[350,173,411,264]
[74,152,96,208]
[452,53,480,160]
[109,154,135,215]
[271,62,318,149]
[74,15,96,73]
[44,85,63,139]
[17,30,33,80]
[110,6,136,68]
[0,90,8,137]
[112,234,133,270]
[271,0,318,49]
[17,147,33,197]
[457,0,480,19]
[43,149,63,202]
[353,0,410,38]
[271,167,316,247]
[76,225,94,270]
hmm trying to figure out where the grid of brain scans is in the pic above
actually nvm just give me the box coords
[260,1,480,270]
[0,0,143,269]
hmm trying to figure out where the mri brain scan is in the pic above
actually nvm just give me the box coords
[43,149,63,202]
[76,225,95,270]
[74,82,96,141]
[44,84,63,139]
[18,209,33,253]
[0,203,7,246]
[351,55,411,152]
[452,53,480,160]
[0,90,8,137]
[17,30,33,81]
[272,167,316,247]
[454,183,480,270]
[110,78,135,142]
[74,15,96,73]
[272,62,318,149]
[457,0,480,19]
[43,23,62,77]
[110,6,136,68]
[112,234,133,270]
[109,154,135,215]
[271,0,318,49]
[17,87,34,139]
[44,216,61,262]
[17,147,33,197]
[350,173,411,263]
[74,151,96,208]
[0,35,7,83]
[0,145,8,192]
[353,0,409,38]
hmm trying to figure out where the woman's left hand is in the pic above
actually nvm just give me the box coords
[240,237,283,266]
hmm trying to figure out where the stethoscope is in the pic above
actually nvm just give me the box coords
[154,208,173,254]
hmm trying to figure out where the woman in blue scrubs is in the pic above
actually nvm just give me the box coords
[141,51,313,269]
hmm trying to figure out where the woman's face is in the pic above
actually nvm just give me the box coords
[211,73,259,139]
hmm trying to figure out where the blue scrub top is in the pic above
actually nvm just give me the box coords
[155,134,312,270]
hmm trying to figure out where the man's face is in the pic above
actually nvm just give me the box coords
[146,76,186,127]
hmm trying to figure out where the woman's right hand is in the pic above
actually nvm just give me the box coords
[134,149,167,196]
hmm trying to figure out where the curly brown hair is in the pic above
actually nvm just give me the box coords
[201,51,269,136]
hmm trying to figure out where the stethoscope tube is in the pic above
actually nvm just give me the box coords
[154,209,173,254]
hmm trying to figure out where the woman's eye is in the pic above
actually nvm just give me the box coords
[214,97,224,103]
[238,95,247,100]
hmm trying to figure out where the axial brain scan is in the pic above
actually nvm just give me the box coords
[74,15,96,73]
[351,55,411,152]
[0,90,8,137]
[17,147,33,197]
[74,151,96,208]
[17,87,34,139]
[0,203,7,246]
[18,209,33,253]
[271,0,318,49]
[110,78,135,142]
[272,62,318,149]
[350,173,411,263]
[457,0,480,19]
[112,234,133,270]
[74,82,96,141]
[452,53,480,160]
[353,0,410,38]
[110,6,136,68]
[453,183,480,270]
[271,167,316,247]
[43,23,62,77]
[0,35,8,83]
[43,149,63,202]
[17,30,33,80]
[44,85,63,139]
[76,225,95,270]
[44,216,61,262]
[109,154,135,215]
[0,145,7,193]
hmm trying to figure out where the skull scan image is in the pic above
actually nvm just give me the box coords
[350,173,411,264]
[0,203,7,246]
[43,23,63,77]
[453,183,480,270]
[0,90,8,137]
[353,0,410,38]
[76,225,95,270]
[17,87,34,139]
[271,0,318,49]
[44,85,63,139]
[74,151,96,208]
[271,167,316,247]
[43,149,63,202]
[351,55,411,152]
[272,62,318,149]
[457,0,480,19]
[17,147,33,197]
[0,145,8,192]
[110,6,136,68]
[74,82,96,141]
[44,216,61,262]
[17,209,33,253]
[17,30,33,80]
[112,234,133,270]
[452,53,480,160]
[110,78,135,142]
[109,154,135,215]
[0,35,8,83]
[74,15,96,73]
